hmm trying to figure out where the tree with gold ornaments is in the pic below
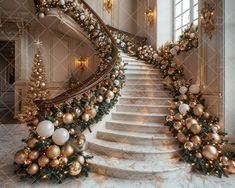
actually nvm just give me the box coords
[18,48,49,123]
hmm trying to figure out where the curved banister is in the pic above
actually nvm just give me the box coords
[35,0,119,109]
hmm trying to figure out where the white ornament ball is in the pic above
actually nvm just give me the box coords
[179,86,188,94]
[114,80,120,86]
[116,39,121,44]
[38,12,45,19]
[179,103,190,115]
[121,42,125,48]
[52,128,70,146]
[59,0,65,5]
[80,15,85,20]
[189,84,200,94]
[36,120,54,138]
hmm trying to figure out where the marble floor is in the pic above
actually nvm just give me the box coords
[0,124,235,188]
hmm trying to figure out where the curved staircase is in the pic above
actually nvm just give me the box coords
[86,53,191,180]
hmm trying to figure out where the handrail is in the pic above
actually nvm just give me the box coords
[107,25,147,44]
[35,0,119,109]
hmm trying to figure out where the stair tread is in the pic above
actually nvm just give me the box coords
[88,154,188,172]
[88,139,180,153]
[116,104,170,108]
[98,128,173,139]
[120,96,171,100]
[112,111,167,116]
[107,120,166,127]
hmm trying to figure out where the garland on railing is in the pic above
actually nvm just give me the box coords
[14,0,126,183]
[135,24,235,177]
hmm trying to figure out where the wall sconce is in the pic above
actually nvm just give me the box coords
[74,57,88,71]
[103,0,113,12]
[144,8,154,26]
[200,2,215,39]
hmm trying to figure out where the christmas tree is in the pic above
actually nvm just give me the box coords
[18,47,49,123]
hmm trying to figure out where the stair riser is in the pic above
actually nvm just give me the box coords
[88,143,180,160]
[126,79,163,84]
[116,105,168,113]
[112,113,165,123]
[119,98,170,105]
[97,132,176,146]
[90,164,191,180]
[125,74,162,79]
[106,122,170,134]
[121,91,170,97]
[125,85,164,90]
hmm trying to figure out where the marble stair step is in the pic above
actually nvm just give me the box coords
[126,67,157,72]
[126,64,153,69]
[97,128,176,146]
[121,90,170,97]
[116,104,169,113]
[106,120,170,134]
[121,57,145,63]
[126,70,160,74]
[111,112,166,123]
[125,73,162,79]
[87,139,181,160]
[125,78,163,84]
[124,84,164,90]
[119,97,171,105]
[88,155,190,180]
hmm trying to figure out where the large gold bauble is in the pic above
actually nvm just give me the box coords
[186,118,198,129]
[61,144,74,157]
[184,142,194,150]
[225,160,235,174]
[174,113,183,121]
[46,145,61,159]
[63,113,74,124]
[28,150,39,160]
[82,113,90,122]
[27,138,38,148]
[178,94,188,101]
[193,104,204,116]
[26,163,39,175]
[69,161,82,176]
[173,121,183,130]
[106,90,114,99]
[220,156,229,165]
[50,159,60,168]
[202,145,219,160]
[14,150,28,164]
[190,124,201,134]
[207,133,221,144]
[32,118,39,126]
[177,132,187,143]
[38,155,50,167]
[191,135,201,145]
[77,156,85,165]
[195,152,203,159]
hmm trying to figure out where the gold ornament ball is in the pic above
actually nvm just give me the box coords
[178,94,188,101]
[89,108,97,119]
[225,160,235,174]
[61,144,74,157]
[59,156,68,164]
[69,161,82,176]
[191,135,201,145]
[220,156,229,165]
[193,104,204,116]
[77,138,86,148]
[173,121,183,130]
[50,159,60,168]
[14,150,28,164]
[174,113,183,121]
[177,132,187,143]
[63,113,74,124]
[77,155,85,165]
[46,145,61,159]
[207,133,221,144]
[106,90,114,99]
[54,120,59,127]
[38,155,50,167]
[203,112,210,119]
[97,95,103,102]
[189,101,197,108]
[69,128,75,135]
[202,145,219,160]
[29,150,39,160]
[41,82,46,87]
[32,118,39,126]
[195,152,203,159]
[82,113,90,122]
[26,163,39,175]
[27,138,38,148]
[184,142,194,150]
[190,123,201,134]
[186,118,198,129]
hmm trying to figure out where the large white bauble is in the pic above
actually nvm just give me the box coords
[52,128,70,146]
[179,86,188,94]
[189,84,200,94]
[38,12,45,19]
[59,0,65,5]
[179,103,190,115]
[36,120,54,138]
